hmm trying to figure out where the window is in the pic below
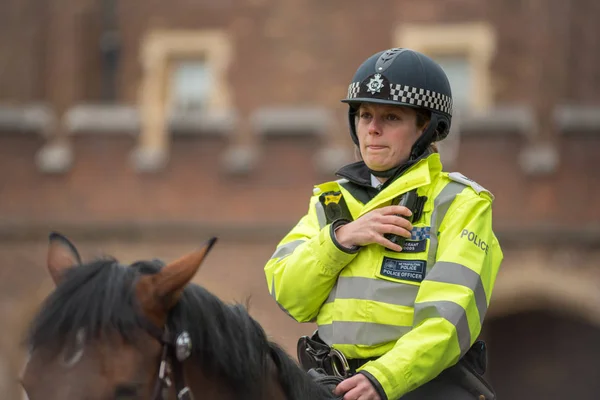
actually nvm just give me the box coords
[395,22,496,113]
[134,30,233,170]
[432,54,471,112]
[170,60,213,112]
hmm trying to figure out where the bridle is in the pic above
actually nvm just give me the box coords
[140,318,194,400]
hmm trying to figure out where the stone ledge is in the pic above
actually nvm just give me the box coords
[35,141,74,174]
[220,145,260,176]
[555,105,600,133]
[246,104,537,138]
[169,108,237,136]
[460,104,536,136]
[250,107,331,137]
[518,141,559,175]
[219,142,350,177]
[130,147,169,173]
[64,104,139,134]
[0,104,56,135]
[63,104,237,136]
[314,146,355,175]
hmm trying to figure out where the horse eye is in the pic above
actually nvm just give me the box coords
[114,384,138,399]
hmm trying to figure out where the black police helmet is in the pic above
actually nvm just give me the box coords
[341,48,453,159]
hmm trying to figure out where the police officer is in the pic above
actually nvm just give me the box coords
[264,48,503,400]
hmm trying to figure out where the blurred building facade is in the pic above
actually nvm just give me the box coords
[1,0,600,399]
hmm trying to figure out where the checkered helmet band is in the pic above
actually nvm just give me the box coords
[346,82,453,117]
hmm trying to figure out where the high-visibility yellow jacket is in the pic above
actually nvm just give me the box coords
[264,153,503,399]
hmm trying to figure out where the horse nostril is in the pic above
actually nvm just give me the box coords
[114,384,139,399]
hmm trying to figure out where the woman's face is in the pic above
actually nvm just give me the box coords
[355,103,425,172]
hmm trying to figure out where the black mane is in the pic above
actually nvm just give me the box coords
[27,257,336,400]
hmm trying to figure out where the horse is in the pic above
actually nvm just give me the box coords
[20,232,340,400]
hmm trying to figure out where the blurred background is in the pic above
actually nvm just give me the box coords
[1,0,600,398]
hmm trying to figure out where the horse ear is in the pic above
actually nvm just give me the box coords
[137,237,218,316]
[47,232,82,285]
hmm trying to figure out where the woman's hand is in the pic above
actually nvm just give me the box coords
[335,205,413,252]
[333,373,382,400]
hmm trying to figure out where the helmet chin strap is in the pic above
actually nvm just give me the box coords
[366,115,440,179]
[409,114,440,160]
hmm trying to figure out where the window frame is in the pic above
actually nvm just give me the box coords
[137,29,233,155]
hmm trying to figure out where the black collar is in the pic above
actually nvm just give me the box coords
[335,149,433,190]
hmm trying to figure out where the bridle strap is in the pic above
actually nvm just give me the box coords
[139,317,194,400]
[170,348,193,400]
[151,337,171,400]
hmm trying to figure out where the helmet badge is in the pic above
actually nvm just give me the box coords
[366,74,384,94]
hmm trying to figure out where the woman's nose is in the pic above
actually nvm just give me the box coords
[368,118,381,135]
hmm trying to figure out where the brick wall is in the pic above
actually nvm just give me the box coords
[3,0,600,110]
[1,129,599,241]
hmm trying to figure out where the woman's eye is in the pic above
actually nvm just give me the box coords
[386,114,400,121]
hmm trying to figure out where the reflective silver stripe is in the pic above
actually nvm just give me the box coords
[315,201,327,229]
[427,181,465,271]
[270,239,305,260]
[324,277,419,307]
[413,301,471,355]
[325,282,337,303]
[424,261,488,324]
[318,321,412,346]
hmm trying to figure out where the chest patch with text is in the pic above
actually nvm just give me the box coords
[380,257,427,283]
[401,239,427,253]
